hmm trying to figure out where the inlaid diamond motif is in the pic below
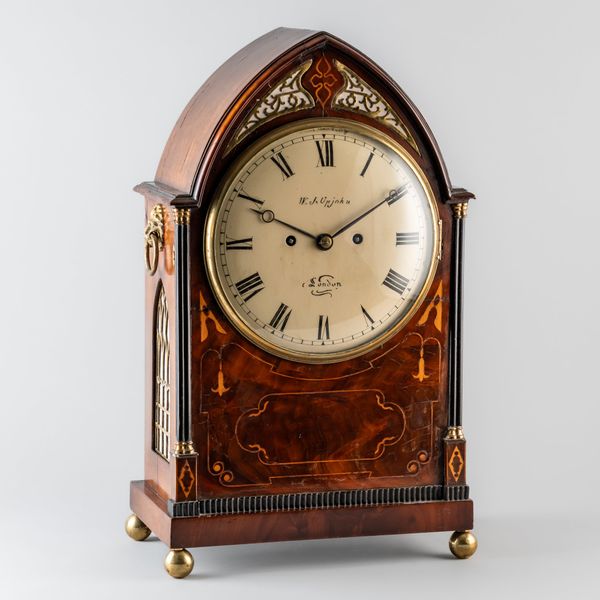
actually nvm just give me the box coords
[178,460,195,498]
[449,446,464,482]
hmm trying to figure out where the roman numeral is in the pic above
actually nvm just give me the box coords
[382,268,409,295]
[360,152,374,177]
[270,152,294,179]
[234,272,264,302]
[317,315,330,340]
[269,303,292,332]
[386,184,410,206]
[396,232,419,245]
[238,191,264,206]
[226,237,253,250]
[361,305,375,328]
[315,140,334,167]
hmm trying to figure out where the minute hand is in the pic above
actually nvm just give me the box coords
[331,186,409,239]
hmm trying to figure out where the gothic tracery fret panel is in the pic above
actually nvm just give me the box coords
[333,60,419,154]
[153,283,171,461]
[226,60,314,152]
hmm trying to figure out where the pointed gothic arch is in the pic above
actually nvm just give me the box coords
[153,282,170,461]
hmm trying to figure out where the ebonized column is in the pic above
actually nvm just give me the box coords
[173,208,194,455]
[447,190,473,439]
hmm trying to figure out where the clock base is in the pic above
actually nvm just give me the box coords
[129,480,473,551]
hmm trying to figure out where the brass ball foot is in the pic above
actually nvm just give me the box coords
[449,530,478,559]
[125,514,151,541]
[165,548,194,579]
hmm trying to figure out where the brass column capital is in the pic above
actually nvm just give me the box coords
[174,441,196,456]
[445,426,465,440]
[451,202,468,219]
[173,208,191,225]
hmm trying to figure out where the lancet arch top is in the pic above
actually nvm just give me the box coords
[147,28,452,207]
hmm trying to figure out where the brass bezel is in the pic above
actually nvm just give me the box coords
[204,118,440,364]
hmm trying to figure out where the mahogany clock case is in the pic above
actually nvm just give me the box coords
[131,28,475,560]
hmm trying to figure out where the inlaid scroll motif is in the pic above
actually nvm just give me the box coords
[413,346,430,383]
[403,332,441,384]
[209,461,234,484]
[235,390,405,465]
[228,60,315,150]
[407,449,432,474]
[333,61,419,154]
[199,291,226,342]
[211,358,230,397]
[201,347,231,399]
[417,281,443,332]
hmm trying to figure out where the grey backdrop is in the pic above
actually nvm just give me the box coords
[1,0,598,597]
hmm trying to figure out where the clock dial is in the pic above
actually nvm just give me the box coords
[205,119,439,363]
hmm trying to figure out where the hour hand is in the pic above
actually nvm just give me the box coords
[250,208,318,241]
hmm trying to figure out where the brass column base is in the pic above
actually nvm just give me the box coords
[449,530,478,559]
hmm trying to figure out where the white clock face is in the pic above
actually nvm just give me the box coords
[205,119,439,363]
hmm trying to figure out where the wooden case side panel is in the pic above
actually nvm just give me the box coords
[143,195,177,499]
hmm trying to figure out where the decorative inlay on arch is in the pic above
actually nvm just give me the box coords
[304,56,344,109]
[333,61,419,154]
[227,60,315,152]
[153,283,171,461]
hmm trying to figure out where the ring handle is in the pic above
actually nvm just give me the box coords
[145,233,160,275]
[143,205,165,276]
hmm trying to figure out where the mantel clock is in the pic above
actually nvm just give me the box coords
[127,28,477,578]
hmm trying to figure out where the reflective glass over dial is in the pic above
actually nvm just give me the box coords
[204,119,439,363]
